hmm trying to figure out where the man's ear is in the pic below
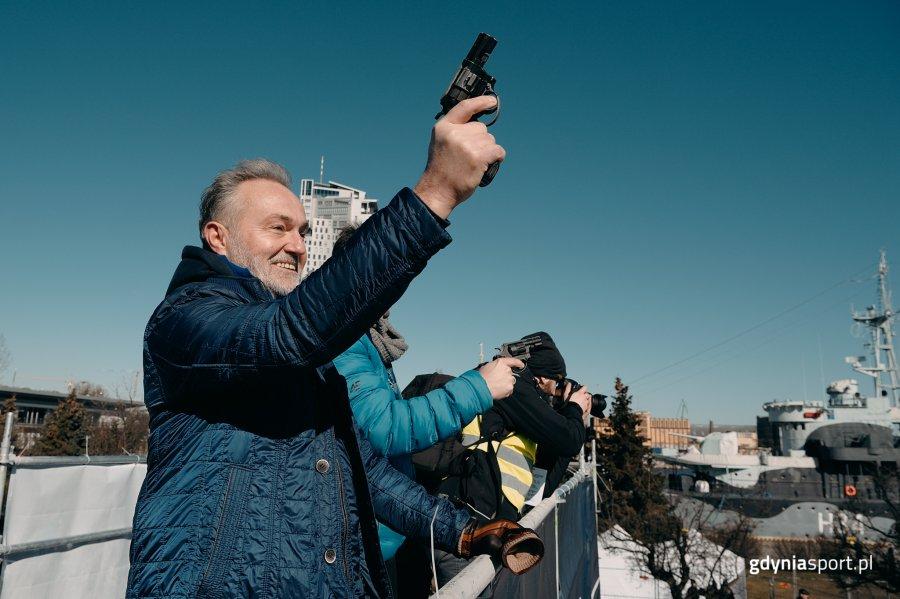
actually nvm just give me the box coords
[203,221,229,255]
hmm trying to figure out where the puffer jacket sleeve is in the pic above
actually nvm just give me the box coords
[333,337,493,458]
[357,429,471,551]
[147,189,451,379]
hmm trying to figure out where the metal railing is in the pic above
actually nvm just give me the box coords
[0,413,146,598]
[430,440,600,599]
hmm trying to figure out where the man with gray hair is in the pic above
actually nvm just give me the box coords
[127,96,544,598]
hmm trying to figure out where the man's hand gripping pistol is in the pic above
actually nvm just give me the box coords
[436,32,502,187]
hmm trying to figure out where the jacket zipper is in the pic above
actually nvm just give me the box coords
[334,436,351,582]
[197,468,236,592]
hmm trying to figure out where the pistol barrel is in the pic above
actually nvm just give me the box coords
[465,33,497,67]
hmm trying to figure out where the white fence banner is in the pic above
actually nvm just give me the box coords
[0,461,146,599]
[1,539,133,599]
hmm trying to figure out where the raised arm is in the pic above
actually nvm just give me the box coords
[147,96,505,398]
[147,189,450,371]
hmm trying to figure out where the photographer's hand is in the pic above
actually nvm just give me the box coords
[478,357,524,400]
[414,95,506,219]
[568,385,591,415]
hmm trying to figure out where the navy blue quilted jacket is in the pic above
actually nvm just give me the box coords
[127,189,472,598]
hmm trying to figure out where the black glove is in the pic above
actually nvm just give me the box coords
[457,518,544,575]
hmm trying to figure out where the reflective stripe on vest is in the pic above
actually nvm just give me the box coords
[461,417,537,511]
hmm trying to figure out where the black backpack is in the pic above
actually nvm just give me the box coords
[402,373,468,492]
[403,373,516,520]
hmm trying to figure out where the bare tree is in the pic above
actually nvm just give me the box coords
[70,380,107,398]
[597,379,753,598]
[84,371,148,456]
[603,498,755,599]
[823,465,899,593]
[88,403,149,456]
[112,370,142,404]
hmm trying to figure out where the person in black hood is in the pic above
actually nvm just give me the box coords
[439,331,590,519]
[492,331,591,501]
[426,331,590,587]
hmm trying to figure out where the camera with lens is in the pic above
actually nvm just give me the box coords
[552,378,607,419]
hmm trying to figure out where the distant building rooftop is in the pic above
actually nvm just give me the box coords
[0,384,145,427]
[0,384,143,407]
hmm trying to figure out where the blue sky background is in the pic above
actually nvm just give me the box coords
[1,1,898,423]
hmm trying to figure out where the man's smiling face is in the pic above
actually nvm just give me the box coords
[213,178,309,296]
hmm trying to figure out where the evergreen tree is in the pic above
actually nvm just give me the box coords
[596,378,677,541]
[33,390,87,456]
[596,379,749,598]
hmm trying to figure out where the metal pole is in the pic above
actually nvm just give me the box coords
[591,419,600,598]
[0,411,14,597]
[591,415,599,514]
[554,502,560,599]
[0,412,14,506]
[0,527,133,559]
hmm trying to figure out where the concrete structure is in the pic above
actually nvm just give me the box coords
[299,179,378,277]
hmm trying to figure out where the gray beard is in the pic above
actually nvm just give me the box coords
[227,236,299,297]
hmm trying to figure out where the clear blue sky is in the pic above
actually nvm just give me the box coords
[1,1,898,423]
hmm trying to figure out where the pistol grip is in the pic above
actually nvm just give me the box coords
[477,92,500,187]
[480,161,500,187]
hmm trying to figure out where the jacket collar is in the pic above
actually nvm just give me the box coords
[165,245,256,296]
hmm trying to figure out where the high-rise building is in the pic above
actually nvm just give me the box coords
[299,178,378,277]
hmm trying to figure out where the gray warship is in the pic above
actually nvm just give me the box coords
[663,251,900,539]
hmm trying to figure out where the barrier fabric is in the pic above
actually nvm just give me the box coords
[1,462,146,599]
[483,476,598,599]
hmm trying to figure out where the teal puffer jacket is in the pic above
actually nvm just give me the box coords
[334,334,492,558]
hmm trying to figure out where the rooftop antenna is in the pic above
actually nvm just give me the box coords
[817,332,826,394]
[319,156,325,184]
[801,354,808,403]
[677,398,688,421]
[131,370,141,403]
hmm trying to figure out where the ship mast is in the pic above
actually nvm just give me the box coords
[849,250,900,407]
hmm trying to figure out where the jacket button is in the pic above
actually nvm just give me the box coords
[324,548,337,563]
[315,459,330,474]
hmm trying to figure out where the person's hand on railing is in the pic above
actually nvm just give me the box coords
[456,518,544,575]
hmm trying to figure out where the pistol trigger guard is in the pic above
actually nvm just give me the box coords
[483,91,500,127]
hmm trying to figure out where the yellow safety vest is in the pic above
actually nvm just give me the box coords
[461,416,538,511]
